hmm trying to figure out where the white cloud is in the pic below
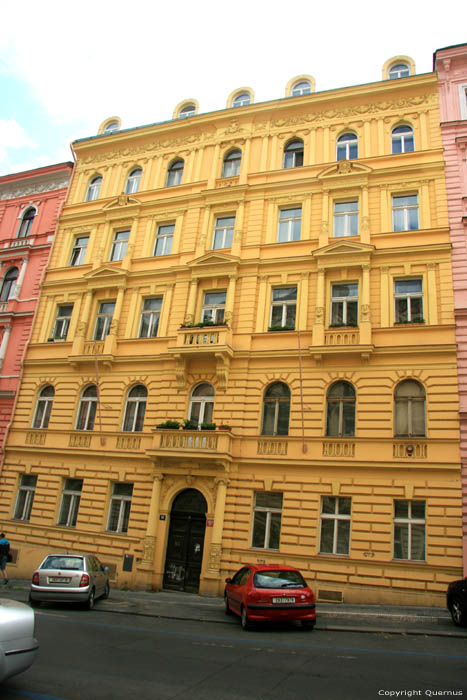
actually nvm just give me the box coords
[0,119,36,163]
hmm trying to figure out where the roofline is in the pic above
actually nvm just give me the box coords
[0,161,74,184]
[433,42,467,70]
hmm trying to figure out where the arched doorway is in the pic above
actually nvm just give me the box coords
[163,489,207,593]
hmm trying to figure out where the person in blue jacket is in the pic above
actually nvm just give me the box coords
[0,534,10,584]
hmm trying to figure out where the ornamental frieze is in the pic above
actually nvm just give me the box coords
[0,177,71,201]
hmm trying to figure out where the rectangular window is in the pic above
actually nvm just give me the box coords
[58,478,83,527]
[277,207,301,242]
[14,474,37,521]
[394,279,424,323]
[107,483,133,534]
[334,201,358,237]
[270,287,297,329]
[94,302,115,341]
[70,236,89,266]
[53,304,73,340]
[394,500,425,561]
[331,283,358,326]
[110,230,129,261]
[139,298,162,338]
[320,496,351,555]
[213,216,235,250]
[154,224,174,256]
[392,195,419,232]
[251,492,283,550]
[201,291,226,324]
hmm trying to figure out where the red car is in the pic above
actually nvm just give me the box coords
[224,564,316,630]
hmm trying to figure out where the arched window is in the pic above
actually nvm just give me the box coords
[76,385,98,431]
[179,104,196,119]
[122,385,147,432]
[326,381,355,437]
[166,159,184,187]
[232,92,251,107]
[222,150,242,177]
[125,168,142,194]
[394,380,426,437]
[389,63,410,80]
[17,207,36,238]
[291,80,311,96]
[337,133,358,161]
[283,140,304,169]
[189,383,214,426]
[103,121,119,134]
[0,267,18,302]
[86,176,102,202]
[33,385,54,429]
[391,125,414,154]
[262,382,291,436]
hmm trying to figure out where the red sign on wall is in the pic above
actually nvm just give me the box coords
[206,519,214,527]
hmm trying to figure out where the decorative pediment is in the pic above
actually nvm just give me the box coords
[102,194,141,209]
[318,161,373,178]
[83,265,128,285]
[188,252,239,268]
[314,240,374,266]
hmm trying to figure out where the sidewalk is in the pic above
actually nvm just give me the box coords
[3,579,465,638]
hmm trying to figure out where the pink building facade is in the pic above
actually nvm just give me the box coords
[0,162,73,457]
[435,44,467,574]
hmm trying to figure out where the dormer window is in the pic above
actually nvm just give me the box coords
[389,63,410,79]
[103,121,119,134]
[291,80,311,96]
[179,104,196,119]
[232,93,251,107]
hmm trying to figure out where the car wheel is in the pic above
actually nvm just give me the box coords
[224,595,232,615]
[28,595,40,608]
[449,596,467,627]
[103,582,110,600]
[241,607,251,630]
[85,589,95,610]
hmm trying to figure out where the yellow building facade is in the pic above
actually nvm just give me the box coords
[0,61,462,606]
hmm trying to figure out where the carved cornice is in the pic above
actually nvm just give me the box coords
[0,176,71,201]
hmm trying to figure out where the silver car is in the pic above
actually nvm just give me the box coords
[29,553,110,610]
[0,599,38,682]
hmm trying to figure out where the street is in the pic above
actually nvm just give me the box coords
[3,605,467,700]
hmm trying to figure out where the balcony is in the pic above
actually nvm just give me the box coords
[169,325,233,390]
[147,429,233,470]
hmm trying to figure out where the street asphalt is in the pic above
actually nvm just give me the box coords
[2,578,466,638]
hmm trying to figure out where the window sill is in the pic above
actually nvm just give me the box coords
[328,325,358,329]
[394,321,425,325]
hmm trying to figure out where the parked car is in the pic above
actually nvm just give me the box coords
[447,576,467,627]
[224,564,316,630]
[29,553,110,610]
[0,599,38,682]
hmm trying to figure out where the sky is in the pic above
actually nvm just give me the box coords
[0,0,466,176]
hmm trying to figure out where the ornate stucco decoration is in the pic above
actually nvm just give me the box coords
[318,162,373,179]
[102,195,141,209]
[0,176,71,201]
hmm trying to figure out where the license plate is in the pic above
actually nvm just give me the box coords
[272,597,295,604]
[49,577,71,583]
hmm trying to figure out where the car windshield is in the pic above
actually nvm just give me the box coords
[253,570,306,588]
[41,556,84,571]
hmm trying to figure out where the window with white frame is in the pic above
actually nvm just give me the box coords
[53,304,73,340]
[270,287,297,329]
[337,133,358,161]
[139,297,162,337]
[331,283,358,326]
[389,63,410,79]
[17,207,36,238]
[394,379,426,437]
[232,93,251,107]
[458,84,467,120]
[107,482,133,533]
[201,291,226,324]
[333,201,358,237]
[76,385,98,431]
[110,230,129,262]
[394,279,423,323]
[283,140,304,168]
[392,194,419,231]
[291,80,311,96]
[103,121,119,134]
[391,125,414,154]
[251,491,283,550]
[14,474,37,521]
[125,168,142,194]
[178,104,196,119]
[394,500,425,560]
[326,381,356,437]
[58,478,83,527]
[32,385,54,429]
[189,382,214,426]
[166,159,184,186]
[320,496,351,555]
[261,382,290,436]
[277,207,301,242]
[213,216,235,249]
[222,150,241,177]
[122,385,147,432]
[94,302,115,340]
[0,267,18,302]
[69,236,89,266]
[86,176,102,202]
[154,224,174,256]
